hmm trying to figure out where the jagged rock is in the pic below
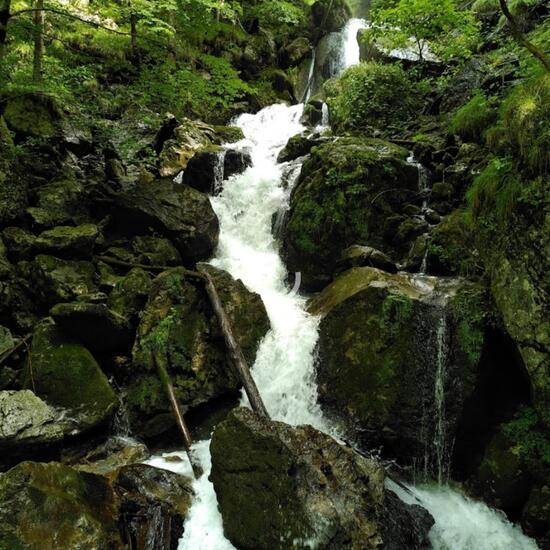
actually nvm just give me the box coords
[336,245,398,275]
[3,93,64,139]
[0,462,123,549]
[0,390,72,450]
[1,227,36,260]
[107,268,152,322]
[278,132,323,163]
[115,180,219,262]
[309,267,490,470]
[130,235,182,267]
[113,464,193,550]
[26,178,89,229]
[224,148,252,180]
[281,138,417,290]
[25,321,117,431]
[279,37,311,68]
[50,302,133,353]
[29,254,96,307]
[311,0,351,34]
[210,407,433,550]
[158,120,212,178]
[34,224,99,259]
[128,265,270,433]
[182,146,225,194]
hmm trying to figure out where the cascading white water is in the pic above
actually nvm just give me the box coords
[341,18,369,68]
[147,21,538,550]
[433,314,449,485]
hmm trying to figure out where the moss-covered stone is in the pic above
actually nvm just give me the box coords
[311,268,490,471]
[107,267,152,322]
[1,227,35,261]
[128,266,270,430]
[30,254,96,307]
[0,461,123,550]
[25,321,117,431]
[281,137,417,290]
[311,0,352,34]
[34,224,99,259]
[210,125,245,144]
[130,235,182,267]
[210,407,433,550]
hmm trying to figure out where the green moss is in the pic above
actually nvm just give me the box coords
[449,91,497,142]
[3,94,63,139]
[381,293,413,338]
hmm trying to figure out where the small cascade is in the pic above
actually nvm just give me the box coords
[302,48,316,103]
[341,18,369,69]
[320,102,330,128]
[433,312,450,485]
[213,149,226,195]
[112,391,131,439]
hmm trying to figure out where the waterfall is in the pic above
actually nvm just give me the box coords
[433,312,449,485]
[145,20,538,550]
[302,48,316,103]
[213,150,226,195]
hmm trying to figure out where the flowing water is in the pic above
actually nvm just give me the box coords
[147,20,539,550]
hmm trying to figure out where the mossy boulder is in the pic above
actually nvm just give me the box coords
[130,235,182,267]
[25,321,117,431]
[0,461,123,550]
[128,266,269,431]
[210,407,433,550]
[311,0,352,34]
[277,132,326,163]
[50,302,133,354]
[210,125,245,144]
[281,138,417,290]
[0,116,25,226]
[115,180,219,263]
[279,36,311,68]
[3,93,64,139]
[107,267,152,322]
[35,224,99,259]
[310,268,490,471]
[1,227,35,261]
[29,254,96,307]
[26,178,89,229]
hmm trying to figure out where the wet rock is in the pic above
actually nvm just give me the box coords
[336,245,398,274]
[34,223,99,259]
[30,254,96,307]
[224,148,252,180]
[115,179,219,262]
[302,98,324,126]
[281,137,417,290]
[26,178,88,229]
[0,390,71,450]
[0,461,123,549]
[278,132,321,163]
[279,37,311,68]
[210,125,245,145]
[309,268,490,470]
[425,209,441,225]
[128,266,269,433]
[430,182,456,215]
[393,217,429,247]
[107,268,152,322]
[50,302,133,353]
[311,0,351,34]
[3,93,64,139]
[131,235,182,267]
[210,407,433,550]
[25,321,117,431]
[2,227,36,261]
[182,146,225,194]
[404,234,430,272]
[114,464,193,550]
[158,120,212,178]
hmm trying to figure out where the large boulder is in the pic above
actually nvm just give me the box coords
[50,302,133,354]
[115,180,219,262]
[309,267,490,473]
[281,138,418,290]
[311,0,352,35]
[127,266,270,432]
[0,462,123,549]
[29,254,96,307]
[210,407,433,550]
[35,224,100,259]
[25,321,117,431]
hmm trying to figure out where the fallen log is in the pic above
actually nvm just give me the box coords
[198,266,269,418]
[153,352,203,479]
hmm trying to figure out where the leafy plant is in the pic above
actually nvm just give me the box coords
[449,91,497,142]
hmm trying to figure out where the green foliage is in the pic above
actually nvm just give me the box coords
[325,62,421,134]
[502,406,550,467]
[371,0,480,62]
[449,91,497,142]
[467,157,523,223]
[248,1,307,32]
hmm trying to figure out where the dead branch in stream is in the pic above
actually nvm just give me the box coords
[95,256,204,280]
[153,352,202,479]
[198,266,270,418]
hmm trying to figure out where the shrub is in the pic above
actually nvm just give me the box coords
[449,91,497,142]
[500,73,550,175]
[325,62,421,134]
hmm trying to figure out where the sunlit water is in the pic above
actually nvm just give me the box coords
[146,21,538,550]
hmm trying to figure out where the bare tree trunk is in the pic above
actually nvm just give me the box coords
[199,267,270,418]
[32,0,44,82]
[154,353,202,479]
[0,0,11,69]
[499,0,550,72]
